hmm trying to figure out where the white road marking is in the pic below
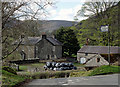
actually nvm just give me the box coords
[59,82,65,83]
[62,84,68,85]
[68,80,73,81]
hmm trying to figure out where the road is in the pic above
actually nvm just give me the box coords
[24,74,119,87]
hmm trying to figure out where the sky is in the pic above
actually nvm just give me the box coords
[46,0,88,21]
[15,0,88,21]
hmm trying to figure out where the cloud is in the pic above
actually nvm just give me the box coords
[48,4,87,21]
[58,0,85,3]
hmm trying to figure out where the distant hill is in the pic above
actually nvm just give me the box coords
[38,20,78,33]
[4,19,78,36]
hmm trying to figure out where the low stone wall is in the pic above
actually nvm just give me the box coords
[9,59,40,64]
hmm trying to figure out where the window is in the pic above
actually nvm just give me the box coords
[53,46,55,51]
[36,46,38,51]
[80,57,86,64]
[97,58,100,62]
[20,51,26,60]
[85,53,88,56]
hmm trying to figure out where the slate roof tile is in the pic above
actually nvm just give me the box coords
[78,46,120,54]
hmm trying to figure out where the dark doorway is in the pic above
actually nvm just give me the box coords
[47,55,50,60]
[20,51,26,60]
[97,58,100,62]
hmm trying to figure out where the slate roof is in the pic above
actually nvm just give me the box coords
[77,46,120,54]
[14,37,62,46]
[47,37,62,46]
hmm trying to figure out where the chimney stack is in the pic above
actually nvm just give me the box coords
[42,32,46,39]
[86,38,89,45]
[52,35,55,38]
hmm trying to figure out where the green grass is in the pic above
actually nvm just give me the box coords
[70,65,120,77]
[19,63,45,71]
[2,69,29,87]
[73,63,84,67]
[19,65,28,71]
[88,65,120,76]
[18,70,72,79]
[31,63,45,67]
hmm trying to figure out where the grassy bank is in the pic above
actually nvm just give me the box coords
[70,65,120,77]
[2,69,29,87]
[88,65,120,76]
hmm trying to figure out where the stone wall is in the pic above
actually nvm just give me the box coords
[36,38,62,60]
[18,45,35,59]
[77,53,97,62]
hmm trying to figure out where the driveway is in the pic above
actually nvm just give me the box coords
[24,74,119,87]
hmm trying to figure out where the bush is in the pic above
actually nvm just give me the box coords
[2,66,17,75]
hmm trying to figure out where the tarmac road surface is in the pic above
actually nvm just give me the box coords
[24,74,119,87]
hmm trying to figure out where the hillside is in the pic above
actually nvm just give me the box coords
[73,2,120,46]
[18,20,78,36]
[4,20,77,36]
[39,20,78,33]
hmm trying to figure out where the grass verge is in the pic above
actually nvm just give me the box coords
[18,70,72,79]
[2,70,29,87]
[88,65,120,76]
[70,65,120,77]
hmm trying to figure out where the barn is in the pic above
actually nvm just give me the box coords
[77,46,120,67]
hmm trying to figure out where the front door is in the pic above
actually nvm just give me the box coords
[20,51,26,60]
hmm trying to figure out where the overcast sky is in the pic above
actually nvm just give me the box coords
[15,0,88,21]
[46,0,88,21]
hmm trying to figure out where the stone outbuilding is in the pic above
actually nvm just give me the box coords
[14,35,63,60]
[77,46,120,67]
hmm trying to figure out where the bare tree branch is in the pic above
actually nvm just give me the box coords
[2,40,22,59]
[2,0,55,59]
[76,1,118,18]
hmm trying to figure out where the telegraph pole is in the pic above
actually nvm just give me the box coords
[108,25,110,66]
[101,25,110,66]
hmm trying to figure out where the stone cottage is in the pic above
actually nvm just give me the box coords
[14,35,63,60]
[77,46,120,67]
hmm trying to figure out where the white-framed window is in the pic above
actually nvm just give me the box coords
[80,57,86,64]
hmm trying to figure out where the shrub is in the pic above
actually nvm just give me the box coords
[2,66,17,75]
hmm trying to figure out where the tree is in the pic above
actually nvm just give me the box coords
[2,1,55,29]
[76,1,117,18]
[75,2,119,46]
[75,1,119,47]
[1,0,55,59]
[55,27,80,57]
